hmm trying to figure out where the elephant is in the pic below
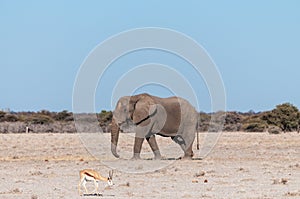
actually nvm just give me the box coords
[110,93,199,160]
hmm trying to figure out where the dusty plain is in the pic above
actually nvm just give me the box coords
[0,132,299,199]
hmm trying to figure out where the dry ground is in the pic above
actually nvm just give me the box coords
[0,132,299,199]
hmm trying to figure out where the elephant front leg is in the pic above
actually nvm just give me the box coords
[132,137,144,159]
[146,135,162,160]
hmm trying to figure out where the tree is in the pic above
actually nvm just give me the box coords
[263,103,299,132]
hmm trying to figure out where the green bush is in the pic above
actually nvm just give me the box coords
[27,115,54,125]
[268,125,282,134]
[4,114,18,122]
[97,110,112,123]
[262,103,299,132]
[96,110,113,132]
[54,110,73,121]
[0,111,6,122]
[242,122,266,132]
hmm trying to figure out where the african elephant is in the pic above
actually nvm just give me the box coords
[111,93,199,159]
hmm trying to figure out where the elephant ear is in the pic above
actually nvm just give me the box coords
[129,94,156,125]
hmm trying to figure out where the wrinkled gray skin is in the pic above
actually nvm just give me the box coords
[111,93,198,160]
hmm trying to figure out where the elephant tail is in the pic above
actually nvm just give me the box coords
[196,114,200,150]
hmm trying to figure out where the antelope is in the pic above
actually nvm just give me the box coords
[78,169,114,195]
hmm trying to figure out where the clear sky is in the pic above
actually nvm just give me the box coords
[1,1,300,112]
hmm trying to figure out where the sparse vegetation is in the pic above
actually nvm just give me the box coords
[0,102,299,133]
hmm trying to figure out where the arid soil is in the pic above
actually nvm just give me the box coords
[0,132,299,199]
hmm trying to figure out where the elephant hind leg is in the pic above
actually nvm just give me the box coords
[146,135,162,159]
[172,135,194,159]
[183,142,194,158]
[172,135,186,146]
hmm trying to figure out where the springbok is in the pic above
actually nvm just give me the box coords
[78,169,114,195]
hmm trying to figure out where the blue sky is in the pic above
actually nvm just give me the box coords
[1,1,300,112]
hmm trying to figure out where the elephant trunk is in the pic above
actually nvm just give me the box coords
[111,117,120,158]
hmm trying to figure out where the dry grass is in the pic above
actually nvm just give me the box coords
[0,132,299,198]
